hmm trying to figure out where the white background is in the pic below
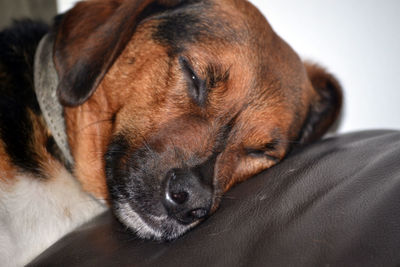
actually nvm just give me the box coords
[57,0,400,133]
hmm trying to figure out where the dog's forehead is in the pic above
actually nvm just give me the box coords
[149,0,273,53]
[111,0,309,132]
[147,0,306,94]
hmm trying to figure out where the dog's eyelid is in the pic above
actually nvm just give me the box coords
[245,148,264,155]
[179,56,208,106]
[245,140,279,152]
[245,148,279,163]
[180,58,202,81]
[245,139,280,158]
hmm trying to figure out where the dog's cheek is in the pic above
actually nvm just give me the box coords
[105,140,167,213]
[216,152,278,194]
[213,151,240,193]
[234,157,277,183]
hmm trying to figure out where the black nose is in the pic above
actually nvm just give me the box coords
[163,168,213,225]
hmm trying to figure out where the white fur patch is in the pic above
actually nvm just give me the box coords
[115,203,163,240]
[0,168,106,266]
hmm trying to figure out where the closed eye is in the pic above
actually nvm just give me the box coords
[245,140,280,162]
[179,56,207,106]
[245,148,280,162]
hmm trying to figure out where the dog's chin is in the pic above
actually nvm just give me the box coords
[113,202,198,241]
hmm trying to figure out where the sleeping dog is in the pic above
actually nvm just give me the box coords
[0,0,342,265]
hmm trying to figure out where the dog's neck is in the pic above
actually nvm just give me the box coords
[34,34,74,166]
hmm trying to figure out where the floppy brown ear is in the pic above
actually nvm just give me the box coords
[298,63,343,144]
[53,0,185,106]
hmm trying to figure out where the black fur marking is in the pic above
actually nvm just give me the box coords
[51,14,65,35]
[153,11,203,51]
[45,136,65,165]
[152,1,243,57]
[138,1,191,23]
[0,20,49,175]
[152,1,232,56]
[105,135,131,200]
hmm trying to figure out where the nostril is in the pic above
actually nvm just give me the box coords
[189,208,208,219]
[169,191,189,205]
[165,169,190,205]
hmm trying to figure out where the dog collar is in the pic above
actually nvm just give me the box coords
[34,34,74,165]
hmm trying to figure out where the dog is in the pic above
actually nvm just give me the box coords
[0,0,342,265]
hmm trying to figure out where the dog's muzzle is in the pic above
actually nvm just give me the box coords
[112,168,214,240]
[105,138,217,240]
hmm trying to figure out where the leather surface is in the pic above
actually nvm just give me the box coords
[29,130,400,267]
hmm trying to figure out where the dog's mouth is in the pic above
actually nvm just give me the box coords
[113,201,203,241]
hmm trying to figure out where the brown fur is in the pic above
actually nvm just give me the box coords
[0,0,343,246]
[56,0,342,206]
[0,141,15,183]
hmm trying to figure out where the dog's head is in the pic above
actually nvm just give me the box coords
[53,0,342,240]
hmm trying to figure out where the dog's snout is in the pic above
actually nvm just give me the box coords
[163,168,212,225]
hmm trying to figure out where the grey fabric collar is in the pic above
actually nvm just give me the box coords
[34,34,74,165]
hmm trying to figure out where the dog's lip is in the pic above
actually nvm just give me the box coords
[114,202,199,241]
[115,202,163,239]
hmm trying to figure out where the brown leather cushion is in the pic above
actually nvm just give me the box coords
[29,130,400,267]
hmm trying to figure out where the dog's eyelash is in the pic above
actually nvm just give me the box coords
[206,63,230,89]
